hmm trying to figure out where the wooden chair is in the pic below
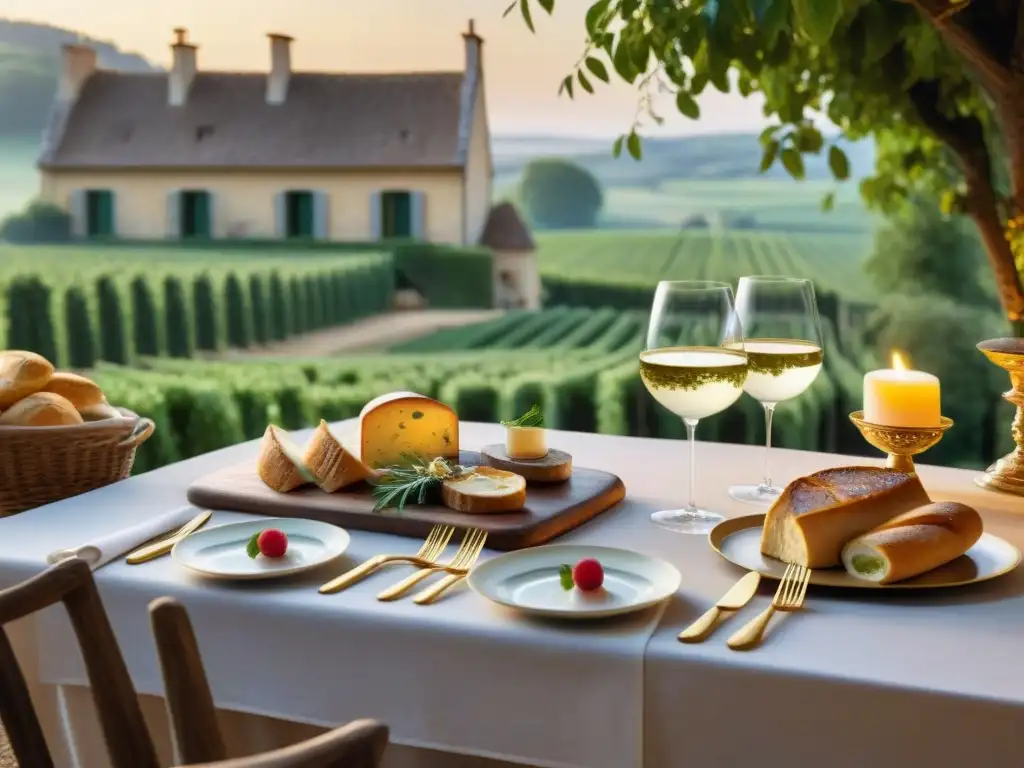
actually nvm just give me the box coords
[0,557,388,768]
[149,596,389,768]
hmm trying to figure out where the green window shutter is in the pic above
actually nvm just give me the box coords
[298,192,314,237]
[394,192,412,237]
[195,191,211,237]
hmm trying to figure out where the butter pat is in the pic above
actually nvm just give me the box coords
[359,391,459,468]
[506,426,547,459]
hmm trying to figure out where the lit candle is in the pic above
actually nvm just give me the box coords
[863,351,942,428]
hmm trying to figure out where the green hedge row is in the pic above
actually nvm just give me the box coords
[3,257,395,368]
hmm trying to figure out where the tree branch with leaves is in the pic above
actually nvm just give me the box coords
[507,0,1024,331]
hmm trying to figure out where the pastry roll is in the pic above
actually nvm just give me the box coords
[841,501,983,584]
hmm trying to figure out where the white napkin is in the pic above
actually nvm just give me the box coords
[46,505,198,571]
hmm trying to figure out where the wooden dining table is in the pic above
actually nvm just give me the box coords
[1,421,1022,768]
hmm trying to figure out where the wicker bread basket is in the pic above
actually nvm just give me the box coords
[0,407,154,517]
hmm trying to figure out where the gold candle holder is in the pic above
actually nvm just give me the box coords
[975,338,1024,497]
[849,411,954,474]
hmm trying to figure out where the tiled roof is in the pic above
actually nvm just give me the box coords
[479,202,535,251]
[41,70,466,169]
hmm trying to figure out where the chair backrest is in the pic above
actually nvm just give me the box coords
[0,557,160,768]
[148,596,389,768]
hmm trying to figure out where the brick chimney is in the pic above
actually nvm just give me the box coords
[463,19,482,74]
[266,33,293,105]
[169,27,197,106]
[58,44,97,101]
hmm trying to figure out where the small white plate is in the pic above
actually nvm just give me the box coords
[171,518,350,580]
[467,544,681,619]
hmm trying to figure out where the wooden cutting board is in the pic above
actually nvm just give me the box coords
[186,451,626,551]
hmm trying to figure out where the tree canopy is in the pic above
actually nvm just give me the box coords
[519,158,605,228]
[507,0,1024,330]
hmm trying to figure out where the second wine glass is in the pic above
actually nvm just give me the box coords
[727,276,824,507]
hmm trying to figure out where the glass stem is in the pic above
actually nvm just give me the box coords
[762,403,776,489]
[684,418,699,512]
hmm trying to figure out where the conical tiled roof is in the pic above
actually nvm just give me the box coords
[478,202,535,251]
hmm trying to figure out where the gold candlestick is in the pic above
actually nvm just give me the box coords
[849,411,954,474]
[975,338,1024,497]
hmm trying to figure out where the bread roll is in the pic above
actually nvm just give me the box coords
[41,372,105,410]
[302,420,375,492]
[761,467,931,568]
[841,501,983,584]
[257,425,317,493]
[0,392,84,427]
[78,401,124,421]
[0,350,54,408]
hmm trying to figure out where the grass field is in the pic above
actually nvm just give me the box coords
[535,228,874,301]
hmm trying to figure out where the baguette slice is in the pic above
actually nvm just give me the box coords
[302,420,376,492]
[841,501,983,584]
[0,350,54,408]
[761,467,931,569]
[41,372,105,410]
[442,466,527,514]
[78,401,124,421]
[0,392,83,427]
[257,425,317,493]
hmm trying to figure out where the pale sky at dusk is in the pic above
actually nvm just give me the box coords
[3,0,771,137]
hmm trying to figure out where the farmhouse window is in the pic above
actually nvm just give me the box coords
[180,190,212,238]
[286,191,315,237]
[381,191,412,238]
[85,190,115,237]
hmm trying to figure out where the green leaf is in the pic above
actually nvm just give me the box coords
[795,125,823,153]
[759,125,780,145]
[821,192,835,212]
[862,3,903,63]
[759,140,779,172]
[577,71,595,94]
[537,0,555,13]
[502,1,517,18]
[828,145,850,180]
[626,132,642,161]
[792,0,842,45]
[520,0,536,32]
[246,532,261,559]
[628,33,650,72]
[613,38,640,83]
[612,135,624,158]
[585,0,611,36]
[502,404,544,428]
[675,91,700,119]
[559,564,574,591]
[754,0,790,43]
[781,148,805,180]
[585,56,610,83]
[558,74,574,99]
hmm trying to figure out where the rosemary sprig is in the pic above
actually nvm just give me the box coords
[501,404,544,428]
[370,455,467,512]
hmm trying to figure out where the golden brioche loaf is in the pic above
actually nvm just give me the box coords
[0,350,54,408]
[40,372,106,410]
[0,392,84,427]
[760,467,931,568]
[842,501,983,584]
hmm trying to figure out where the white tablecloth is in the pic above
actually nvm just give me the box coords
[3,422,1024,768]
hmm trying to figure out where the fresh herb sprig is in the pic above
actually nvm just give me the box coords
[558,564,574,591]
[370,455,467,512]
[501,404,544,429]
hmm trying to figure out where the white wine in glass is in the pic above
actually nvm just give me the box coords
[727,276,824,507]
[640,281,747,534]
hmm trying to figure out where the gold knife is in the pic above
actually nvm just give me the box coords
[678,571,761,643]
[125,510,212,564]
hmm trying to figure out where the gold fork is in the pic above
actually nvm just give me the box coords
[411,529,488,605]
[377,528,487,602]
[318,525,455,594]
[727,563,810,651]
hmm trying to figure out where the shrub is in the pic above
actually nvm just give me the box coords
[193,275,218,351]
[305,275,324,330]
[95,275,128,364]
[163,276,192,359]
[131,276,160,357]
[249,274,269,345]
[63,286,96,368]
[224,274,250,349]
[268,272,288,341]
[4,276,59,364]
[289,277,305,334]
[0,201,72,243]
[393,244,491,308]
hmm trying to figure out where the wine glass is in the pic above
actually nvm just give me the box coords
[640,281,747,534]
[727,276,824,506]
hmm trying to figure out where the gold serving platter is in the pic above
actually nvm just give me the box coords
[709,514,1021,590]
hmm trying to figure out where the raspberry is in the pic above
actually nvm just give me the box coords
[257,528,288,558]
[572,558,604,591]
